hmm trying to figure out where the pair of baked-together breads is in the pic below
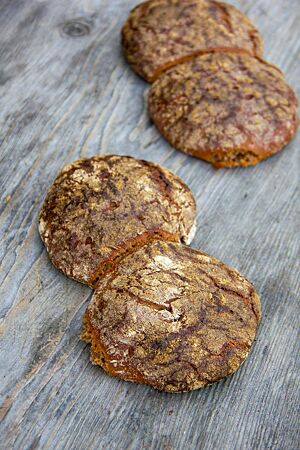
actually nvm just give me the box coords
[122,0,299,167]
[39,155,261,392]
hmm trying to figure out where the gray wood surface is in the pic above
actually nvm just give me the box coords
[0,0,299,449]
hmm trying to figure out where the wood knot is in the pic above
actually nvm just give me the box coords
[61,18,92,37]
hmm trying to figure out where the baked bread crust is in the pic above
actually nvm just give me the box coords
[148,53,299,167]
[39,155,196,287]
[82,240,261,392]
[122,0,264,82]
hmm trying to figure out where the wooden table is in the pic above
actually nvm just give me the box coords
[1,1,299,449]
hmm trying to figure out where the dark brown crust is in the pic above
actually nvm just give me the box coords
[148,53,299,168]
[39,155,196,287]
[122,0,264,82]
[83,241,261,393]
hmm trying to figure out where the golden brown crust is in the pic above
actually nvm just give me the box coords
[39,155,196,287]
[83,241,261,392]
[122,0,264,82]
[148,53,299,168]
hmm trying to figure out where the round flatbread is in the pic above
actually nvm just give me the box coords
[148,53,299,167]
[82,240,261,392]
[122,0,264,82]
[39,155,196,287]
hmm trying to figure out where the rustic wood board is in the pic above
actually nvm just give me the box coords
[0,0,299,449]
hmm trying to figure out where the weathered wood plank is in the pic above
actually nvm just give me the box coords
[0,0,299,449]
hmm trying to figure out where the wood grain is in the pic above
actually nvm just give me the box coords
[0,1,299,449]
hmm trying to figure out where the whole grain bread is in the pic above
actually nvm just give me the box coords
[39,155,196,287]
[122,0,263,82]
[148,53,299,167]
[82,240,261,392]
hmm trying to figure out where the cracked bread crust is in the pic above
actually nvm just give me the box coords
[148,53,299,168]
[82,240,261,392]
[122,0,264,82]
[39,155,196,287]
